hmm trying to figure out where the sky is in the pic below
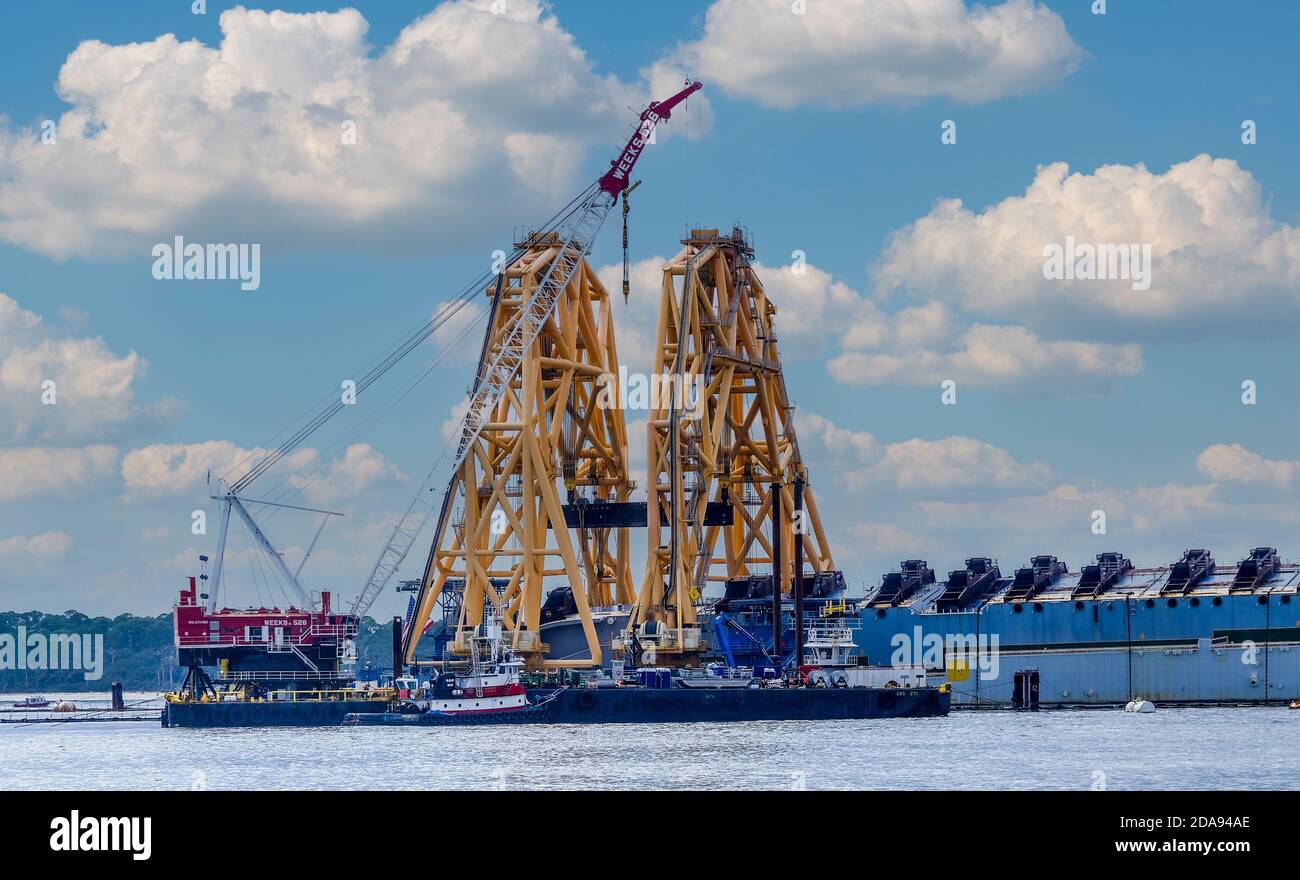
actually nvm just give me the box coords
[2,0,1299,618]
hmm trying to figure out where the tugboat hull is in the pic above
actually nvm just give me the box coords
[345,685,949,726]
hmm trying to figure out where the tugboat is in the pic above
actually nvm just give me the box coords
[403,612,530,716]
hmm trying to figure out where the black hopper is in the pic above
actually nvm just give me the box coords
[1004,555,1067,603]
[1160,548,1215,596]
[933,557,1003,612]
[1071,552,1133,599]
[1230,547,1278,593]
[867,559,936,608]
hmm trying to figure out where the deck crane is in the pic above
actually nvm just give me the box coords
[339,83,703,659]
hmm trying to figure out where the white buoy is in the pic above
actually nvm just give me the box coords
[1124,699,1155,713]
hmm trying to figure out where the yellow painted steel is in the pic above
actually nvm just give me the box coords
[625,227,834,662]
[403,227,835,671]
[404,239,633,668]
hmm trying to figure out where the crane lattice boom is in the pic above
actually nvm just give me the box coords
[347,83,703,640]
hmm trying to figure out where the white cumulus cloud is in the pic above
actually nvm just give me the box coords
[919,481,1221,535]
[0,531,75,563]
[829,320,1143,391]
[600,255,1128,395]
[665,0,1083,110]
[1196,443,1300,487]
[0,445,118,501]
[120,439,402,501]
[121,440,269,496]
[0,1,702,259]
[795,411,1050,493]
[0,293,180,442]
[876,155,1300,332]
[796,412,878,463]
[601,249,1145,394]
[865,435,1052,492]
[296,443,406,504]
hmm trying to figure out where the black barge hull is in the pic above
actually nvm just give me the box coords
[162,699,391,728]
[344,686,949,726]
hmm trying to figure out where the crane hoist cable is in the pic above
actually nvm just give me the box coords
[257,297,493,516]
[219,182,604,497]
[621,179,641,304]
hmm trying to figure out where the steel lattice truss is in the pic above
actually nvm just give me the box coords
[629,227,836,661]
[404,241,633,668]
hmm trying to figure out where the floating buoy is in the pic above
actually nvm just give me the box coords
[1124,699,1155,713]
[52,701,77,712]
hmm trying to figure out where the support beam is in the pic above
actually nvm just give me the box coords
[625,227,836,668]
[206,497,233,613]
[792,472,805,670]
[770,480,782,665]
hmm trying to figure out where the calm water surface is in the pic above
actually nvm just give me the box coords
[2,698,1295,790]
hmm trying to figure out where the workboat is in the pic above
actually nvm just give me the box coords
[12,696,51,709]
[800,618,930,689]
[674,665,756,688]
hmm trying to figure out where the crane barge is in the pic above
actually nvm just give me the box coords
[162,79,953,727]
[164,82,701,726]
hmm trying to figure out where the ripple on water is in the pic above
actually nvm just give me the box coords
[0,707,1295,790]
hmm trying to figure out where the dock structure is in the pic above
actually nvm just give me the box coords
[1,703,163,724]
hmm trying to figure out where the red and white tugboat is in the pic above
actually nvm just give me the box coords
[413,611,529,715]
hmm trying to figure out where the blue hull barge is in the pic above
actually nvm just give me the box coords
[855,548,1300,706]
[343,684,949,726]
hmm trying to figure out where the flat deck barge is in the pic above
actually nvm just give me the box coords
[345,684,950,726]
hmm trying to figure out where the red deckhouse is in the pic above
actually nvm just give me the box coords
[174,577,357,681]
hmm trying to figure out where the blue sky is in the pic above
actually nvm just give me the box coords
[2,0,1299,616]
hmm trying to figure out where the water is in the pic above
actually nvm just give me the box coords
[1,698,1296,790]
